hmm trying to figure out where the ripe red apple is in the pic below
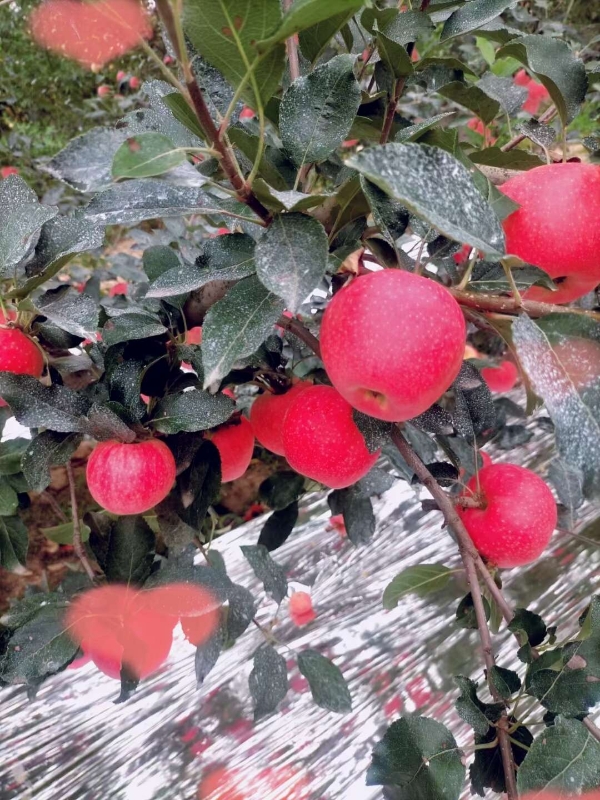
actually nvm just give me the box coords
[289,592,316,626]
[249,382,311,456]
[86,438,176,514]
[320,270,466,422]
[116,69,126,81]
[524,273,599,304]
[457,463,557,568]
[198,766,309,800]
[502,163,600,279]
[108,281,128,297]
[514,69,551,114]
[0,166,19,179]
[209,416,255,483]
[0,328,45,378]
[129,75,140,90]
[282,385,379,489]
[96,84,111,97]
[239,106,254,120]
[186,326,202,345]
[481,360,519,393]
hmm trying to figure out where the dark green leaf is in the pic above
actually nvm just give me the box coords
[41,520,90,545]
[183,0,285,109]
[471,720,532,796]
[297,649,352,713]
[258,0,364,49]
[0,175,58,276]
[280,55,361,169]
[0,374,89,433]
[225,583,256,642]
[112,133,185,179]
[456,592,491,629]
[24,215,104,280]
[255,213,328,312]
[328,487,375,546]
[0,515,28,571]
[259,471,305,511]
[497,35,588,125]
[35,288,99,340]
[347,143,505,257]
[252,181,331,213]
[22,431,83,492]
[249,643,288,719]
[83,403,136,443]
[0,480,18,516]
[257,501,299,552]
[178,439,222,531]
[353,467,395,498]
[441,0,520,42]
[367,716,465,796]
[162,91,206,140]
[228,127,295,191]
[152,390,234,434]
[0,438,30,476]
[476,72,528,116]
[360,176,409,246]
[44,127,127,192]
[383,10,434,45]
[376,32,413,79]
[508,607,547,647]
[143,245,181,283]
[468,262,554,292]
[241,544,287,603]
[0,593,69,630]
[202,275,285,387]
[102,312,167,347]
[90,515,155,586]
[517,718,600,795]
[548,458,584,522]
[489,666,521,699]
[529,663,600,718]
[195,625,224,685]
[470,147,545,170]
[395,113,456,144]
[299,8,357,63]
[438,81,500,125]
[383,564,454,610]
[455,675,503,736]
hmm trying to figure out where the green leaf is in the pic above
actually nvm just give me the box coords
[0,438,30,476]
[376,32,414,79]
[415,57,478,77]
[468,262,555,293]
[299,8,357,63]
[367,716,465,797]
[328,487,375,546]
[297,649,352,713]
[195,625,224,685]
[162,92,206,141]
[241,543,287,604]
[257,501,299,552]
[249,643,288,720]
[0,515,28,571]
[497,35,588,125]
[517,718,600,795]
[22,431,82,493]
[41,520,90,545]
[24,215,105,282]
[102,312,167,347]
[347,143,505,257]
[441,0,520,42]
[280,55,361,169]
[83,403,136,444]
[470,147,545,170]
[252,181,331,213]
[183,0,285,109]
[227,127,295,191]
[471,720,532,795]
[255,213,328,313]
[259,471,305,512]
[382,9,434,45]
[112,133,186,180]
[173,439,222,534]
[488,665,522,699]
[361,175,410,247]
[0,175,58,277]
[508,607,548,646]
[456,592,491,629]
[0,605,79,686]
[225,583,256,642]
[258,0,364,50]
[44,127,128,192]
[0,374,89,434]
[512,313,600,496]
[0,480,18,516]
[0,593,69,630]
[438,81,500,126]
[455,675,504,736]
[89,515,155,586]
[35,287,99,340]
[202,275,285,387]
[383,564,454,609]
[152,390,234,434]
[143,245,181,282]
[476,72,528,116]
[394,112,456,143]
[529,662,600,718]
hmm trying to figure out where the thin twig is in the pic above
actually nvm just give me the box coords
[501,105,558,152]
[66,463,96,582]
[450,288,600,322]
[283,0,300,83]
[380,76,407,145]
[277,315,322,358]
[42,491,68,524]
[392,428,518,800]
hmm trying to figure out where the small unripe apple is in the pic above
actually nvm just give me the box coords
[250,382,311,455]
[86,438,176,515]
[209,416,255,482]
[97,84,111,97]
[289,591,316,626]
[502,163,600,279]
[457,463,557,568]
[282,385,379,489]
[0,328,45,378]
[129,75,140,90]
[481,360,518,393]
[320,270,466,422]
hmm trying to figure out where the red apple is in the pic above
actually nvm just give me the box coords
[249,382,311,456]
[320,270,466,422]
[524,273,599,304]
[457,464,557,568]
[186,326,203,345]
[116,70,127,81]
[0,328,45,378]
[514,68,530,87]
[97,84,111,97]
[289,592,316,626]
[239,106,254,120]
[109,281,128,297]
[502,163,600,279]
[282,385,379,489]
[209,416,255,482]
[86,438,176,515]
[129,75,140,90]
[0,166,19,179]
[481,360,519,393]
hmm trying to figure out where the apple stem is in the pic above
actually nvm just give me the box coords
[66,462,96,583]
[392,427,519,800]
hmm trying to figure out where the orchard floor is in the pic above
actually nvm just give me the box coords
[1,410,600,800]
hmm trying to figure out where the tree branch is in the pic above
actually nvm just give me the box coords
[66,462,96,582]
[450,288,600,322]
[277,315,322,358]
[392,428,518,800]
[501,105,558,152]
